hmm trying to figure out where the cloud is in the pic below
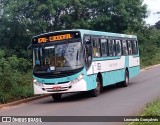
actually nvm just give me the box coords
[144,0,160,12]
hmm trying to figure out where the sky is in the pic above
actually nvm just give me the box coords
[143,0,160,25]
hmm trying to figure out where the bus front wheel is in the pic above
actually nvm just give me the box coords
[51,94,62,101]
[91,77,101,97]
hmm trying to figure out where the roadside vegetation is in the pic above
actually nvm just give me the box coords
[127,99,160,125]
[144,99,160,116]
[0,0,160,104]
[0,49,33,103]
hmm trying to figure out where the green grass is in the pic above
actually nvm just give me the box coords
[127,99,160,125]
[144,100,160,116]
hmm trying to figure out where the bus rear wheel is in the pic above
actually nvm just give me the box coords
[91,77,101,97]
[121,70,129,87]
[51,94,62,101]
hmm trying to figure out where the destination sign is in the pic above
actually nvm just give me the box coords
[32,31,81,44]
[38,34,72,43]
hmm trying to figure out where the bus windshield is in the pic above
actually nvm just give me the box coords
[33,40,84,73]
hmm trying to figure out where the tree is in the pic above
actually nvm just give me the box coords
[0,0,148,56]
[155,21,160,30]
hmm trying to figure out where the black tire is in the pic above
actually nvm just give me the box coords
[91,77,101,97]
[51,94,62,101]
[121,70,129,87]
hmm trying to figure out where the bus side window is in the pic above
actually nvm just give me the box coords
[106,39,109,56]
[93,38,101,57]
[101,38,108,56]
[112,40,117,56]
[132,41,138,55]
[116,40,122,56]
[128,40,132,55]
[108,40,113,56]
[122,40,128,55]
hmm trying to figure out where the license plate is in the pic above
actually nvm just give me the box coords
[53,86,61,90]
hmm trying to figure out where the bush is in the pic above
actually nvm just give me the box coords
[138,28,160,67]
[0,91,10,104]
[0,49,33,103]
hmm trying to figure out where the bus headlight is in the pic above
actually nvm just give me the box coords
[70,73,84,85]
[33,79,44,87]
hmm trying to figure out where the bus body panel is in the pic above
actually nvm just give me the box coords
[101,68,125,86]
[87,56,125,75]
[86,56,140,87]
[129,66,140,78]
[87,56,126,86]
[129,55,140,78]
[85,74,97,91]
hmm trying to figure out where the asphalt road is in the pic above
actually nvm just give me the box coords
[0,65,160,125]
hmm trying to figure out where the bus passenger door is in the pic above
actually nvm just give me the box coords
[84,36,92,71]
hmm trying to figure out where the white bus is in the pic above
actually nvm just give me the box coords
[30,29,140,101]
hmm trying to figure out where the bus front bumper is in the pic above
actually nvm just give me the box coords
[33,79,87,94]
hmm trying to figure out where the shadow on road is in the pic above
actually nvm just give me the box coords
[42,83,129,104]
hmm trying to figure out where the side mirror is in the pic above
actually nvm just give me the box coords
[27,44,32,50]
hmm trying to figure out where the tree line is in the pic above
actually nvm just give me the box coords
[0,0,160,103]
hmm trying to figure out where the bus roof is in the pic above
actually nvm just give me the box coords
[33,29,137,39]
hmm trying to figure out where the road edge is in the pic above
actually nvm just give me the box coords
[140,64,160,72]
[0,94,50,109]
[0,63,160,109]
